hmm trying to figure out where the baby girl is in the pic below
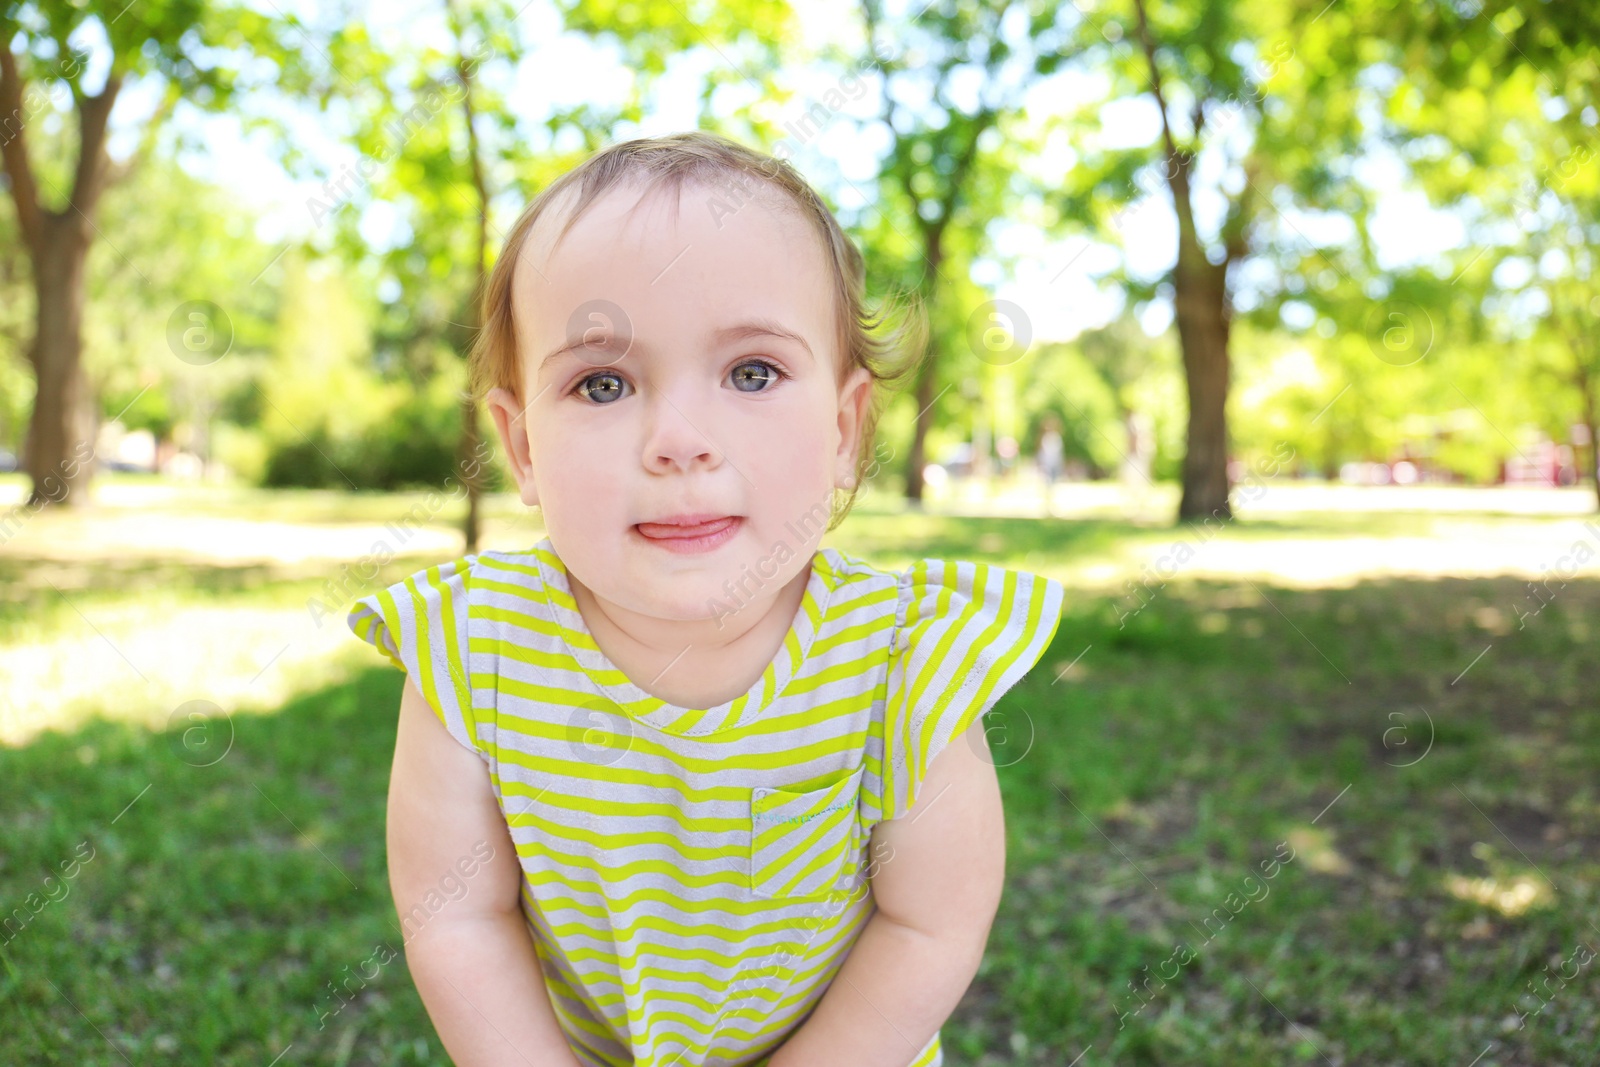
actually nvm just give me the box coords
[349,130,1065,1067]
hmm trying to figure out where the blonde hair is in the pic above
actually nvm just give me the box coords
[469,130,926,531]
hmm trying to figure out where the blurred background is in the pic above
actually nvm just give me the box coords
[3,0,1599,1064]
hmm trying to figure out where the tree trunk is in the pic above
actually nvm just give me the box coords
[1173,254,1232,522]
[24,214,96,507]
[1131,0,1236,526]
[459,390,482,551]
[3,47,122,510]
[903,356,935,504]
[902,244,943,506]
[1577,364,1600,515]
[450,0,488,552]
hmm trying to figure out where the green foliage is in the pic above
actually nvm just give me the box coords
[255,255,478,491]
[558,0,796,84]
[1024,342,1125,474]
[7,0,1600,508]
[260,376,475,492]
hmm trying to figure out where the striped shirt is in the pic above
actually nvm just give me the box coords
[349,536,1065,1067]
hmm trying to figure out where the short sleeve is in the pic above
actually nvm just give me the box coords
[347,555,487,762]
[877,558,1065,822]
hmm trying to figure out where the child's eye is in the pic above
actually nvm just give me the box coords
[730,358,788,393]
[571,359,788,403]
[573,371,629,404]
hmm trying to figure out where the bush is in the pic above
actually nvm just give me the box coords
[261,390,498,491]
[261,427,356,489]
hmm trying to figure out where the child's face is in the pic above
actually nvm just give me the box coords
[487,178,873,624]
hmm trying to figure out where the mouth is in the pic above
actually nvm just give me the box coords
[633,514,743,552]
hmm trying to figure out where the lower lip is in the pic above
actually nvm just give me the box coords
[633,516,742,553]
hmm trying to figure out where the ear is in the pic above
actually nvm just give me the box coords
[485,386,540,507]
[834,365,873,489]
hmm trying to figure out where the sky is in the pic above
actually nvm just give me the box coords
[87,0,1475,345]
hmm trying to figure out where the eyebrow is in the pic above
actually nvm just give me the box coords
[539,318,814,372]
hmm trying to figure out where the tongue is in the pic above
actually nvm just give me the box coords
[637,518,732,538]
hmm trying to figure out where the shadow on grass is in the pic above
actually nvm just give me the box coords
[0,667,438,1066]
[954,574,1600,1067]
[2,575,1597,1065]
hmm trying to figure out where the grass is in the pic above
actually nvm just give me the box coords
[960,575,1600,1066]
[2,483,1598,1065]
[1,669,421,1064]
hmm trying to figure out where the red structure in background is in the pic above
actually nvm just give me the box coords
[1502,435,1582,488]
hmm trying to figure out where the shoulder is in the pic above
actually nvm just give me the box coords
[413,543,559,603]
[893,557,1066,655]
[345,553,479,662]
[868,556,1065,823]
[344,543,559,644]
[808,545,903,620]
[805,549,1068,657]
[468,547,554,600]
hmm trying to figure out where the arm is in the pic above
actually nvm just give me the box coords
[768,719,1007,1067]
[388,676,586,1067]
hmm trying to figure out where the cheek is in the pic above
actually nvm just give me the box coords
[532,419,630,504]
[740,404,835,493]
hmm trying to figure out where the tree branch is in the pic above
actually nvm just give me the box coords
[1221,154,1259,265]
[448,11,490,283]
[1131,0,1181,174]
[930,106,995,249]
[0,44,44,256]
[69,70,124,220]
[1132,0,1209,266]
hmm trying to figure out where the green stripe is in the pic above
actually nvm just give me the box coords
[433,560,476,748]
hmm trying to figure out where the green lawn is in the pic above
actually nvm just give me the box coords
[2,486,1597,1065]
[970,573,1599,1066]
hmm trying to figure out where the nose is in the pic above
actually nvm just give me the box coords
[640,390,724,474]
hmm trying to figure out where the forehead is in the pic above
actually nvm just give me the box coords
[509,175,839,380]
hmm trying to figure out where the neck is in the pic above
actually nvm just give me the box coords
[567,557,814,706]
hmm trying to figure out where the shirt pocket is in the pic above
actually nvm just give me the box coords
[749,763,866,900]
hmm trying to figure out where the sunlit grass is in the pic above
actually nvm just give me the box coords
[5,480,1596,748]
[1443,871,1554,917]
[0,601,374,746]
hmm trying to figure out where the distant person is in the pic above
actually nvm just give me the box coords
[344,131,1066,1067]
[1038,414,1064,511]
[1122,411,1153,486]
[997,434,1019,478]
[1120,411,1155,519]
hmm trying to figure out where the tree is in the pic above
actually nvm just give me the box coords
[857,0,1068,504]
[1525,253,1600,505]
[286,4,538,544]
[1126,0,1255,521]
[1055,0,1424,522]
[445,0,498,552]
[0,2,296,506]
[1328,0,1600,506]
[1076,314,1162,431]
[1050,0,1265,522]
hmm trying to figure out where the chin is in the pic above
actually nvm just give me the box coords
[633,584,741,624]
